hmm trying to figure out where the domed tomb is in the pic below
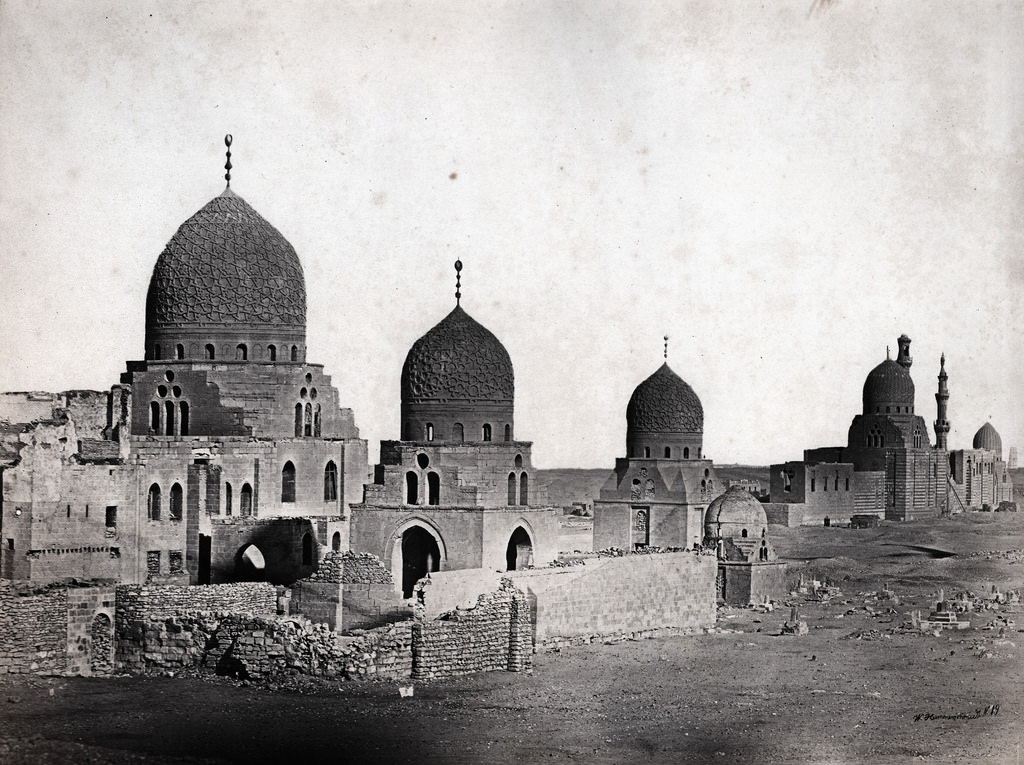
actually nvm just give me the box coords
[973,423,1002,455]
[863,335,915,415]
[626,363,704,459]
[144,188,307,363]
[704,485,768,545]
[400,305,514,443]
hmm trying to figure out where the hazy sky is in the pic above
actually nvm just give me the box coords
[1,1,1021,468]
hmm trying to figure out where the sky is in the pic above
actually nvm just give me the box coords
[0,1,1021,469]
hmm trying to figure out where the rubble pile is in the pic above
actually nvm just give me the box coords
[305,551,393,584]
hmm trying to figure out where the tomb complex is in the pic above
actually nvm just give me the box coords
[947,422,1014,511]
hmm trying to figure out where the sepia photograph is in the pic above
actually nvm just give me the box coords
[0,1,1021,762]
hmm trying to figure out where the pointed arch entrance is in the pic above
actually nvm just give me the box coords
[506,525,534,571]
[388,519,446,599]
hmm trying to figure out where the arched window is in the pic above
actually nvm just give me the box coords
[644,447,651,458]
[240,483,253,516]
[811,477,816,492]
[514,454,523,468]
[301,533,314,566]
[405,472,419,504]
[845,477,850,491]
[179,402,189,436]
[175,344,185,360]
[684,447,689,459]
[324,461,337,501]
[741,528,748,538]
[508,472,517,505]
[519,472,529,506]
[150,401,160,431]
[314,404,321,437]
[453,423,464,443]
[482,423,492,442]
[331,531,341,551]
[169,483,183,520]
[426,423,434,441]
[147,483,161,520]
[281,461,296,503]
[664,447,671,458]
[427,472,440,505]
[154,345,162,360]
[304,403,313,437]
[268,344,277,361]
[504,424,511,442]
[290,345,298,361]
[236,344,247,361]
[205,344,215,360]
[294,403,303,437]
[225,482,232,516]
[164,400,175,436]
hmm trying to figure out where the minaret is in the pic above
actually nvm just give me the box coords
[934,354,950,450]
[896,334,913,369]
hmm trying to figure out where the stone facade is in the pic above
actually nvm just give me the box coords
[947,423,1014,510]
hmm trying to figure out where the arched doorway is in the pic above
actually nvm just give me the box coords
[236,543,266,581]
[90,613,113,674]
[506,526,533,571]
[400,526,441,598]
[331,531,341,551]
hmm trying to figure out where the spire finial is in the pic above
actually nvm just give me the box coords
[940,352,945,368]
[664,335,669,361]
[224,134,233,187]
[886,345,890,360]
[454,259,463,306]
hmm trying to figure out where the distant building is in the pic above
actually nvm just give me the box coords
[1009,446,1018,471]
[724,478,764,497]
[947,423,1014,511]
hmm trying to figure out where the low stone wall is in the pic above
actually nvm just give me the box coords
[292,551,408,631]
[0,582,68,674]
[510,551,716,643]
[418,569,504,619]
[412,579,531,680]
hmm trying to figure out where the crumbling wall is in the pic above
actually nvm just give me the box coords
[412,579,531,679]
[291,551,409,631]
[0,582,68,674]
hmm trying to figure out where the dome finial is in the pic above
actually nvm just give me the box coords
[886,345,890,360]
[224,134,233,187]
[664,335,669,361]
[454,259,463,306]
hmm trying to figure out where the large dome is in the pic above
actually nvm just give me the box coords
[862,359,915,414]
[144,189,307,361]
[627,363,703,435]
[973,423,1002,454]
[401,305,513,405]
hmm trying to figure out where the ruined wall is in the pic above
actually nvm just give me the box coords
[290,551,409,631]
[412,579,531,679]
[510,551,716,643]
[764,502,803,527]
[0,582,68,674]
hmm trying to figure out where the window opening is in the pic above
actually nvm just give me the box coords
[175,344,185,360]
[427,472,440,505]
[304,403,313,437]
[268,344,277,361]
[225,482,232,515]
[179,402,189,436]
[519,472,529,506]
[291,345,298,361]
[664,447,671,458]
[426,423,434,441]
[164,400,175,435]
[205,344,215,360]
[294,403,303,437]
[282,461,296,503]
[105,506,117,528]
[150,401,160,431]
[482,424,492,442]
[313,404,321,437]
[453,423,464,443]
[169,483,183,520]
[236,344,247,361]
[504,424,511,442]
[331,531,341,552]
[302,533,314,566]
[240,484,253,516]
[324,461,337,501]
[508,473,517,505]
[405,472,419,504]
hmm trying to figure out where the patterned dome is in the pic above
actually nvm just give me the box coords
[862,359,915,413]
[627,363,703,434]
[145,189,306,333]
[973,423,1002,454]
[401,305,513,405]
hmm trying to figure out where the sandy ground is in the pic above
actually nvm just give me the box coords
[1,512,1021,765]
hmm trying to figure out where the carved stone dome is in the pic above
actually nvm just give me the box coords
[863,359,915,414]
[400,305,514,443]
[144,189,307,361]
[973,423,1002,454]
[704,485,768,541]
[627,363,703,434]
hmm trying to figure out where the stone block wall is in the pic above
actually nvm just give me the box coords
[412,579,531,680]
[510,551,716,643]
[764,502,803,527]
[0,582,68,674]
[65,586,116,676]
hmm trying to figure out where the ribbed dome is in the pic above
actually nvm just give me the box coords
[627,363,703,434]
[973,423,1002,454]
[145,189,306,336]
[401,305,513,405]
[863,359,915,414]
[705,485,768,538]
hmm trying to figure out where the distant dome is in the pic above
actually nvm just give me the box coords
[144,189,306,360]
[627,363,703,435]
[973,423,1002,454]
[704,485,768,541]
[401,305,513,405]
[863,359,915,414]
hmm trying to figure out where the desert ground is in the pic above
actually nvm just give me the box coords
[1,512,1021,765]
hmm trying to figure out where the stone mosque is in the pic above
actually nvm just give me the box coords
[0,139,1013,596]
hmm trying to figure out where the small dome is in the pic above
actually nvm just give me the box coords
[863,359,914,414]
[973,423,1002,454]
[627,363,703,435]
[145,189,306,349]
[401,305,513,406]
[705,485,768,541]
